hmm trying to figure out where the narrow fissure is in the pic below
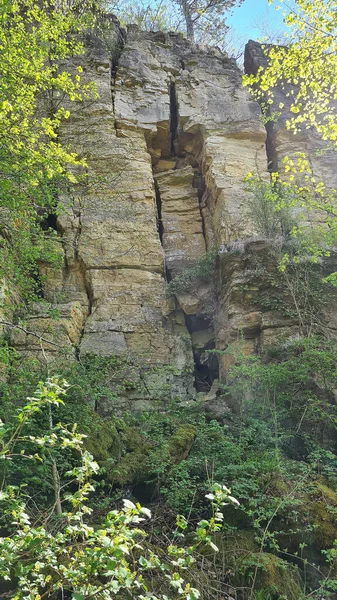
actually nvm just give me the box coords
[85,276,93,317]
[154,179,164,245]
[70,194,92,361]
[110,31,126,132]
[144,80,218,394]
[111,63,118,133]
[73,204,82,261]
[244,43,279,177]
[192,170,208,245]
[265,121,278,173]
[169,81,179,156]
[74,260,93,363]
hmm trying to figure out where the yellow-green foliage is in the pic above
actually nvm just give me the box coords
[0,0,100,304]
[243,0,337,144]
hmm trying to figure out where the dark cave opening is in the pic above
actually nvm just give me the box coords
[193,344,219,392]
[41,213,58,232]
[185,313,212,333]
[184,314,219,392]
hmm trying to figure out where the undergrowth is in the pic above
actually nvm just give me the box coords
[1,336,337,597]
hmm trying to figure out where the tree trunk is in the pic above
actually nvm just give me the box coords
[181,0,194,41]
[49,406,62,516]
[52,459,62,516]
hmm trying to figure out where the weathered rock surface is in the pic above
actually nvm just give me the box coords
[10,27,337,411]
[11,302,86,367]
[155,166,205,275]
[114,28,267,244]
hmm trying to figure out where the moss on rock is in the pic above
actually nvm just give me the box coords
[85,418,152,486]
[308,481,337,549]
[85,419,121,464]
[85,419,197,490]
[237,552,303,600]
[167,424,196,464]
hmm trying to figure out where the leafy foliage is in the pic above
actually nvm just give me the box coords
[243,1,337,290]
[0,378,239,599]
[245,175,294,238]
[245,164,337,293]
[2,335,337,596]
[243,0,337,144]
[0,0,101,307]
[166,249,217,297]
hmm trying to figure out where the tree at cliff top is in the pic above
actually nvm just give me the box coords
[243,0,337,284]
[115,0,243,48]
[0,0,104,306]
[244,0,337,143]
[174,0,244,43]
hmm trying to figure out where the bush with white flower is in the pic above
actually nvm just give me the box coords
[0,379,239,600]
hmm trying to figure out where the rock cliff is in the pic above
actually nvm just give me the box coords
[9,27,337,412]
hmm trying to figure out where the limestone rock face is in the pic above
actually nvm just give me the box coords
[114,29,267,244]
[112,28,269,394]
[155,166,205,275]
[11,27,337,411]
[11,302,86,367]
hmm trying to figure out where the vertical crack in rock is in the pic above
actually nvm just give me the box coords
[154,118,218,392]
[244,40,280,176]
[70,195,93,315]
[192,170,208,244]
[265,121,278,173]
[179,148,218,392]
[111,62,118,131]
[63,186,93,359]
[73,199,82,262]
[74,265,93,361]
[110,28,126,130]
[154,179,164,246]
[169,80,179,156]
[84,266,93,318]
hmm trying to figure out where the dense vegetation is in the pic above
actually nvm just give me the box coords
[2,334,337,598]
[0,0,102,306]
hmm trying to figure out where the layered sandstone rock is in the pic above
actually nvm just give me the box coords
[12,26,337,411]
[11,24,269,404]
[112,27,269,392]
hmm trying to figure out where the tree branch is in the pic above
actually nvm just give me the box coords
[0,321,62,348]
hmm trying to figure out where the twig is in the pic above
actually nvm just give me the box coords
[0,321,62,348]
